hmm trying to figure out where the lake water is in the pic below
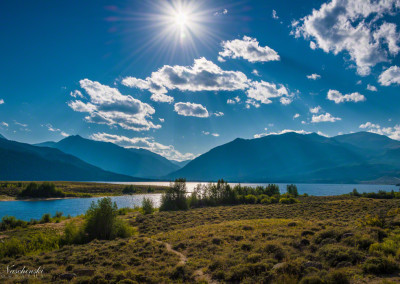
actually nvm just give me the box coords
[0,182,398,221]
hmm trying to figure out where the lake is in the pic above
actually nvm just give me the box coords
[0,182,398,221]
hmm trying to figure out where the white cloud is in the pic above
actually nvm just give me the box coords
[311,112,341,123]
[246,80,289,105]
[327,90,366,104]
[90,132,198,161]
[1,122,8,127]
[214,9,228,16]
[44,123,69,137]
[150,93,174,103]
[159,118,165,123]
[294,0,400,76]
[252,69,260,76]
[70,90,84,98]
[378,66,400,86]
[122,57,292,108]
[280,97,292,105]
[122,58,248,98]
[359,122,400,140]
[245,99,260,109]
[272,10,279,19]
[14,121,28,127]
[69,79,160,132]
[219,36,280,63]
[227,96,241,104]
[174,102,209,117]
[309,106,321,114]
[254,128,311,138]
[213,111,224,117]
[0,99,4,105]
[366,84,378,92]
[293,113,300,119]
[307,73,321,80]
[202,131,220,137]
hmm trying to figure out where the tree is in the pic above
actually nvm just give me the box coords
[287,184,299,197]
[160,178,188,211]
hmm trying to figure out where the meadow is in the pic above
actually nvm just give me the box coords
[0,181,400,283]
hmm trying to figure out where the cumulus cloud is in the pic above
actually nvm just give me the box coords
[252,69,260,76]
[246,80,289,105]
[293,0,400,76]
[70,90,84,98]
[378,66,400,86]
[122,58,292,108]
[366,84,378,92]
[0,99,4,104]
[311,112,341,123]
[327,90,366,104]
[90,132,198,162]
[227,96,241,104]
[245,99,260,109]
[213,111,224,117]
[293,113,300,119]
[69,79,160,131]
[1,122,8,127]
[254,128,311,138]
[359,122,400,140]
[218,36,280,63]
[122,57,248,98]
[174,102,209,118]
[307,73,321,80]
[150,93,174,103]
[272,10,279,19]
[309,106,321,114]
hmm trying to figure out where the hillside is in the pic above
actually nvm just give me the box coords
[0,138,137,181]
[168,132,400,183]
[36,135,179,178]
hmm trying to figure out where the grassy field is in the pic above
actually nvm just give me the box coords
[1,195,400,283]
[0,181,169,200]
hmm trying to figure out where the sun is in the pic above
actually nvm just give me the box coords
[175,11,188,27]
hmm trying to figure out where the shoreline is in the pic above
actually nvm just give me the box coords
[0,193,163,202]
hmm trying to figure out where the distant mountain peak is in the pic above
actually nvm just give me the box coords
[0,133,6,140]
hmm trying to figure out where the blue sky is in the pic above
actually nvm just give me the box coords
[1,0,400,161]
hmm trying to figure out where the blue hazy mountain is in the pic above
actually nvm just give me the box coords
[168,132,400,183]
[0,133,7,140]
[170,159,192,168]
[36,135,179,178]
[0,137,138,181]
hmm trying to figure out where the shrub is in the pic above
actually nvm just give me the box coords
[279,197,298,204]
[40,213,51,223]
[0,216,27,231]
[19,182,65,198]
[245,194,257,204]
[318,244,364,266]
[160,179,188,211]
[325,271,349,284]
[299,275,324,284]
[142,198,155,215]
[122,185,137,194]
[260,197,271,204]
[84,197,133,241]
[362,256,398,274]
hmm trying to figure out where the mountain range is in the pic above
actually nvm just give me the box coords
[1,131,400,183]
[36,135,179,179]
[168,132,400,184]
[0,135,137,181]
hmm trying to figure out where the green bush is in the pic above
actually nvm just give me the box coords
[83,197,133,241]
[142,198,155,215]
[279,197,298,204]
[0,216,27,231]
[122,185,137,194]
[40,213,51,223]
[245,194,257,204]
[362,256,398,274]
[299,275,324,284]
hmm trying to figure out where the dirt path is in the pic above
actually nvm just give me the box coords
[145,237,216,283]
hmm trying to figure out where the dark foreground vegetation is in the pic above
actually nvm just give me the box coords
[1,180,400,283]
[0,181,168,200]
[160,179,300,211]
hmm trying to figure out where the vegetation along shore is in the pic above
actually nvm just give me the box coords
[1,179,400,283]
